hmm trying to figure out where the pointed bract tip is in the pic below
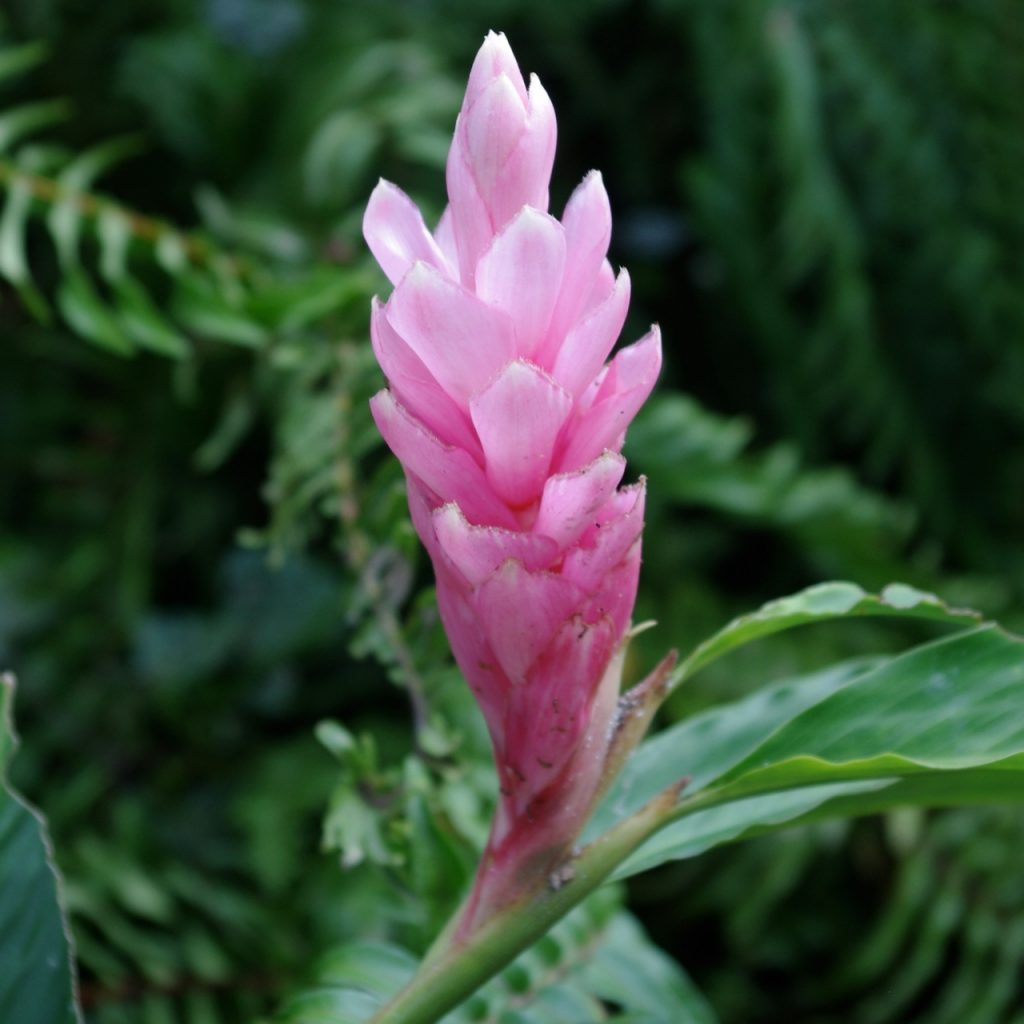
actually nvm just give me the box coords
[467,30,527,106]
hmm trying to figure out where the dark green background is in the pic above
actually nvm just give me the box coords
[1,1,1022,1021]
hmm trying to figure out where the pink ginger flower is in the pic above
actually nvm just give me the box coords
[363,32,661,930]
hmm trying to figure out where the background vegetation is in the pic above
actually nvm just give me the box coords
[1,0,1022,1021]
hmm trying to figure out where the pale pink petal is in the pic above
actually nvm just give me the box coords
[385,262,516,403]
[464,31,528,108]
[577,365,608,414]
[445,140,494,287]
[581,259,616,318]
[434,207,459,277]
[476,208,565,357]
[361,33,660,849]
[363,180,452,286]
[370,298,481,457]
[583,536,642,636]
[551,268,631,396]
[433,503,559,587]
[562,482,646,594]
[435,567,508,746]
[474,560,583,685]
[533,450,626,548]
[557,325,662,472]
[370,389,515,528]
[489,74,557,228]
[462,74,528,210]
[470,361,572,506]
[540,172,613,359]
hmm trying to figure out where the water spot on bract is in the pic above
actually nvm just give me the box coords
[928,672,950,693]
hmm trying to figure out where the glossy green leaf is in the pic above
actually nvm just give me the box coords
[609,626,1024,878]
[0,675,82,1024]
[672,580,981,690]
[713,625,1024,796]
[614,782,890,879]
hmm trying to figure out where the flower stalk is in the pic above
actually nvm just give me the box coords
[369,776,689,1024]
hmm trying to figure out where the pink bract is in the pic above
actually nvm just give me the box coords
[363,31,661,930]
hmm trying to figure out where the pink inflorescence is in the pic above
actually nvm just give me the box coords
[364,32,661,862]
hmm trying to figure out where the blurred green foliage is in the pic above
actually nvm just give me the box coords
[1,0,1022,1021]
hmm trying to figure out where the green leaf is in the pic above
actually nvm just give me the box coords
[625,395,913,577]
[312,944,419,998]
[0,175,50,320]
[48,137,142,269]
[113,279,191,359]
[246,268,371,333]
[271,891,715,1024]
[437,890,713,1023]
[56,270,133,355]
[590,658,874,842]
[274,943,416,1023]
[0,99,68,152]
[303,111,381,206]
[274,988,385,1024]
[154,231,188,275]
[0,675,82,1024]
[713,625,1024,796]
[0,41,48,83]
[97,206,132,282]
[673,580,980,689]
[577,914,717,1023]
[172,272,268,348]
[614,782,889,880]
[610,626,1024,878]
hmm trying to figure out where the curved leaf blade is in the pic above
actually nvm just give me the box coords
[0,675,82,1024]
[674,581,981,689]
[714,625,1024,796]
[614,626,1024,877]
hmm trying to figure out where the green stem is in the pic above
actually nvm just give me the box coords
[367,781,684,1024]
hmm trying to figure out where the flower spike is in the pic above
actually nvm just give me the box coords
[363,31,661,936]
